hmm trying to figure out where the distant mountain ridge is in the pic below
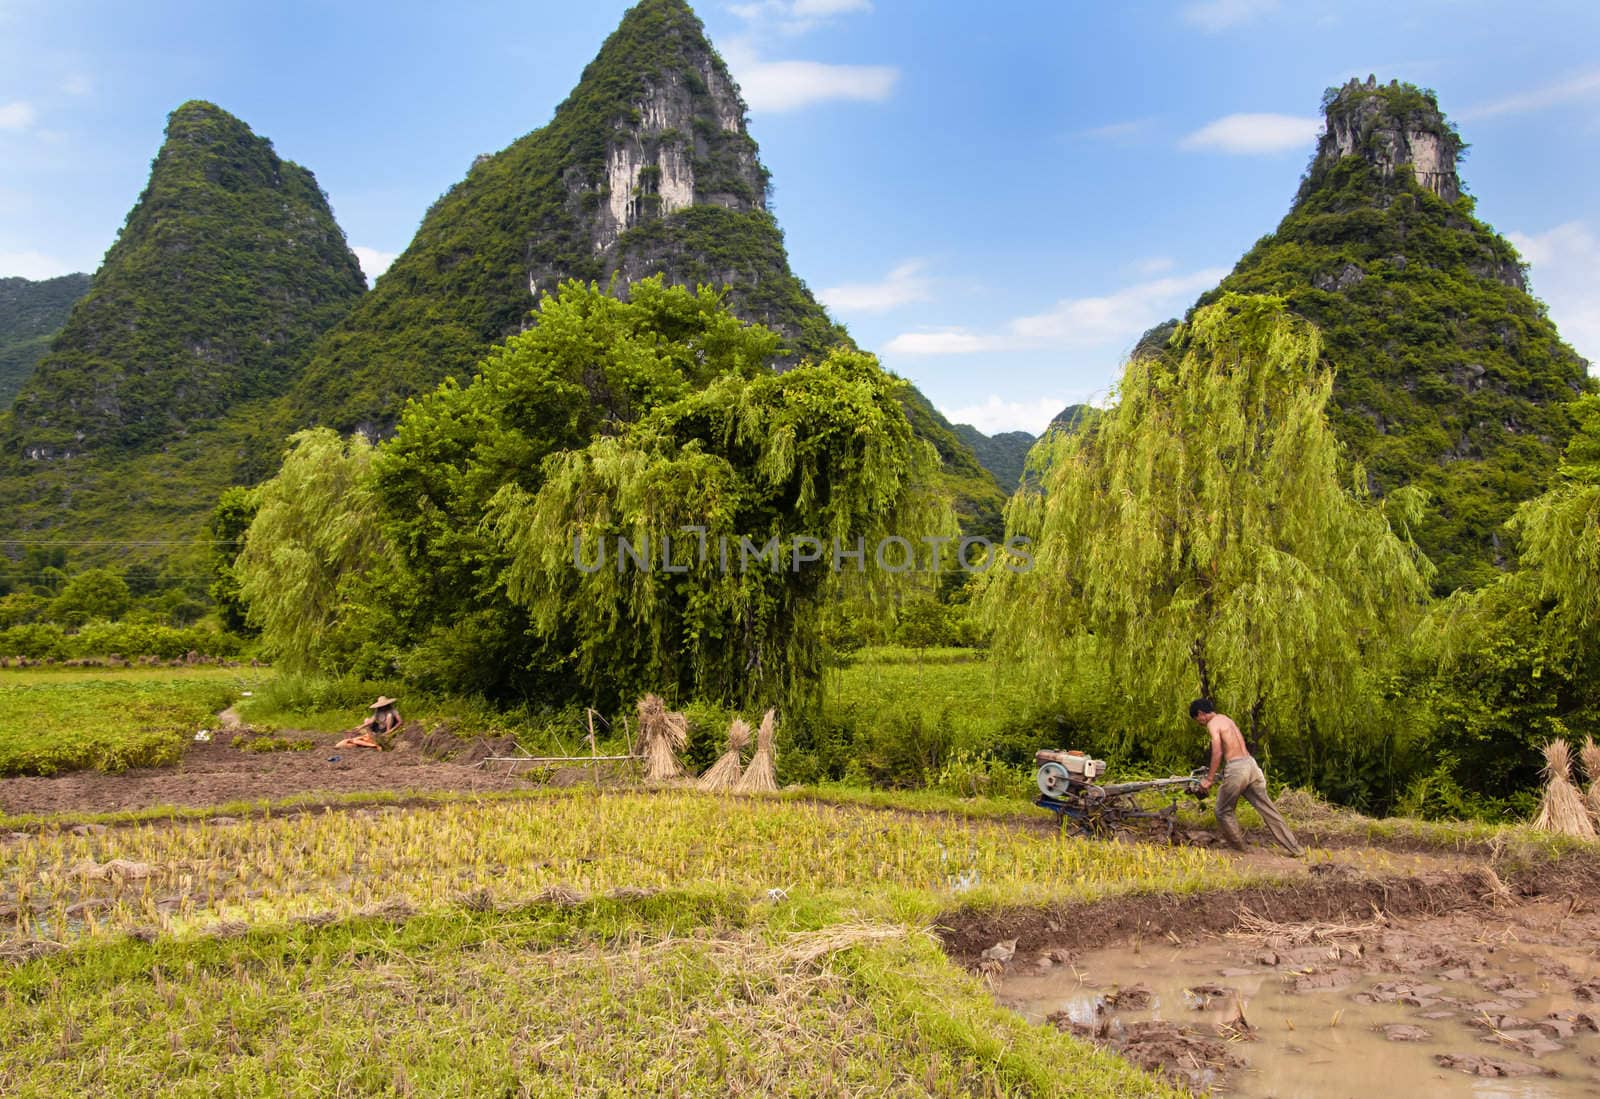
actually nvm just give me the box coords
[950,423,1034,494]
[0,101,366,560]
[0,273,90,410]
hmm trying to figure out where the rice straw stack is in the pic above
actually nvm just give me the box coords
[735,708,778,793]
[637,694,688,782]
[1581,736,1600,821]
[1532,739,1596,838]
[698,718,750,791]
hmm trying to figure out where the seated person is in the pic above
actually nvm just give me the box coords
[335,696,401,750]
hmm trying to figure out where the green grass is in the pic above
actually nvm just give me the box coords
[0,667,266,776]
[0,896,1187,1097]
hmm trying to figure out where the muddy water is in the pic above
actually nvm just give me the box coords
[999,930,1600,1097]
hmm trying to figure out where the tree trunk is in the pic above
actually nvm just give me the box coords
[1191,639,1213,700]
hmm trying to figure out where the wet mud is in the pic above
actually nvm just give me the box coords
[951,861,1600,1096]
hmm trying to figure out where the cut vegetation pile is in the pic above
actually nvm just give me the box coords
[1583,736,1600,821]
[637,694,688,782]
[735,708,778,793]
[1532,738,1595,838]
[697,718,748,791]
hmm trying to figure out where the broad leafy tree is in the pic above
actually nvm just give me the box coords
[490,347,949,709]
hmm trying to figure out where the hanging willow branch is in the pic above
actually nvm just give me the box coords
[489,349,953,710]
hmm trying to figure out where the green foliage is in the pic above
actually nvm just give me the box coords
[207,486,257,633]
[0,273,90,409]
[234,429,387,673]
[489,302,951,711]
[986,295,1432,787]
[1406,394,1600,804]
[793,647,1047,788]
[242,279,950,714]
[0,620,241,660]
[47,567,130,626]
[1204,83,1593,591]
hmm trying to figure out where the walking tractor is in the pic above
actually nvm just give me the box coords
[1033,749,1207,842]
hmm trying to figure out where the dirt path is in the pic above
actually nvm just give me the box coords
[0,727,533,817]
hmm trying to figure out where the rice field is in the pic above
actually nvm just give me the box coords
[2,791,1250,945]
[0,668,265,777]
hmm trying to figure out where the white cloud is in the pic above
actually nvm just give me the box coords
[729,0,871,35]
[819,260,930,313]
[1508,222,1600,365]
[732,57,897,112]
[1459,69,1600,122]
[62,74,92,96]
[0,249,77,279]
[0,101,37,131]
[1007,268,1228,347]
[352,246,398,286]
[1179,112,1320,154]
[1181,0,1277,32]
[941,395,1068,437]
[886,268,1226,358]
[883,328,990,356]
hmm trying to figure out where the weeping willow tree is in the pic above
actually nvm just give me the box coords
[986,293,1432,777]
[490,348,952,710]
[234,428,386,673]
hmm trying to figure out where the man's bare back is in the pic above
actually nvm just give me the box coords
[1204,713,1249,763]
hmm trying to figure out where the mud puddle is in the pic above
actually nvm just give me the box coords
[996,901,1600,1096]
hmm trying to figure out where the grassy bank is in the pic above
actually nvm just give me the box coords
[0,894,1189,1097]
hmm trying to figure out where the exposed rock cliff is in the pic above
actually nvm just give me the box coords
[1313,75,1463,205]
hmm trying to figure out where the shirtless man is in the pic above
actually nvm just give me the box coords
[1191,698,1303,856]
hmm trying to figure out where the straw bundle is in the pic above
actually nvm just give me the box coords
[1582,736,1600,821]
[637,694,688,782]
[698,718,750,791]
[735,709,778,793]
[1532,739,1596,838]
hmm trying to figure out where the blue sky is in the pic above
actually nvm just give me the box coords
[2,0,1597,434]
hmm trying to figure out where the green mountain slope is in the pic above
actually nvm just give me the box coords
[950,422,1035,494]
[0,101,366,560]
[285,0,999,522]
[0,274,91,410]
[1194,78,1593,591]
